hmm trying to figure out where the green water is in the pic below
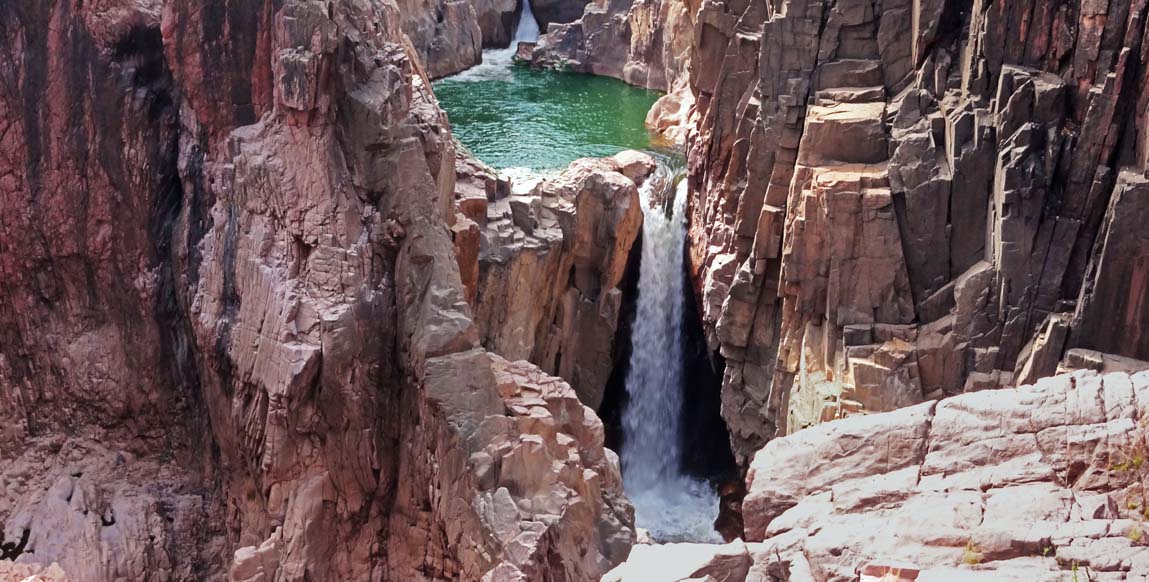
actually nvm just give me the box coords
[434,65,663,171]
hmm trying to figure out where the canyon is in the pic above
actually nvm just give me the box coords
[1,0,1148,582]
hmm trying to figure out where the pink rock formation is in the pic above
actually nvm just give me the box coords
[456,153,652,409]
[684,0,1149,464]
[0,1,633,580]
[743,370,1149,581]
[608,371,1149,581]
[5,0,1149,579]
[398,0,531,77]
[531,0,695,92]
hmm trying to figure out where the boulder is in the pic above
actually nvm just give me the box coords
[608,371,1149,581]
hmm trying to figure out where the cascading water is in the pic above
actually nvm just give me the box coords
[435,3,727,542]
[622,170,721,543]
[449,0,540,82]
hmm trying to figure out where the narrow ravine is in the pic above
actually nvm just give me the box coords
[435,1,732,544]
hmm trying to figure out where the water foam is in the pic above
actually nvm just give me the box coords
[622,174,721,543]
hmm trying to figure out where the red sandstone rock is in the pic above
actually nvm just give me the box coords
[531,0,695,91]
[465,153,650,409]
[684,0,1149,465]
[0,2,633,580]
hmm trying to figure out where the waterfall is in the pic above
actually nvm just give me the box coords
[448,0,539,82]
[514,0,540,42]
[622,170,721,543]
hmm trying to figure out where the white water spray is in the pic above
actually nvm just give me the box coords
[449,0,539,82]
[622,172,721,543]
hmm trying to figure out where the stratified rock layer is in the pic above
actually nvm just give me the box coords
[0,1,633,580]
[685,0,1149,463]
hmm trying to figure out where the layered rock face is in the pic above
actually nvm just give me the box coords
[608,370,1149,581]
[531,0,696,92]
[452,152,651,409]
[686,0,1149,462]
[400,0,536,77]
[399,0,483,77]
[0,1,633,580]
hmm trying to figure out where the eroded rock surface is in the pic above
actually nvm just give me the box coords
[397,0,482,78]
[399,0,529,76]
[454,152,652,409]
[608,371,1149,581]
[531,0,695,92]
[0,1,633,580]
[685,0,1149,463]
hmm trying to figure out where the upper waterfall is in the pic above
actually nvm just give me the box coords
[447,1,539,82]
[514,0,540,42]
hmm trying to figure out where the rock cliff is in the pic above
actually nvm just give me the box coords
[531,0,696,92]
[684,0,1149,463]
[398,0,542,78]
[453,152,652,409]
[6,0,1149,578]
[0,1,633,580]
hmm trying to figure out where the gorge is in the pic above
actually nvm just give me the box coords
[2,0,1149,580]
[434,9,735,542]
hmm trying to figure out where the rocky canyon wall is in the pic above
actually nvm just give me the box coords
[0,1,634,580]
[685,0,1149,463]
[402,0,594,78]
[452,152,654,410]
[531,0,697,92]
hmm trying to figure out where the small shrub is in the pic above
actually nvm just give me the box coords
[1130,524,1145,544]
[962,538,982,565]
